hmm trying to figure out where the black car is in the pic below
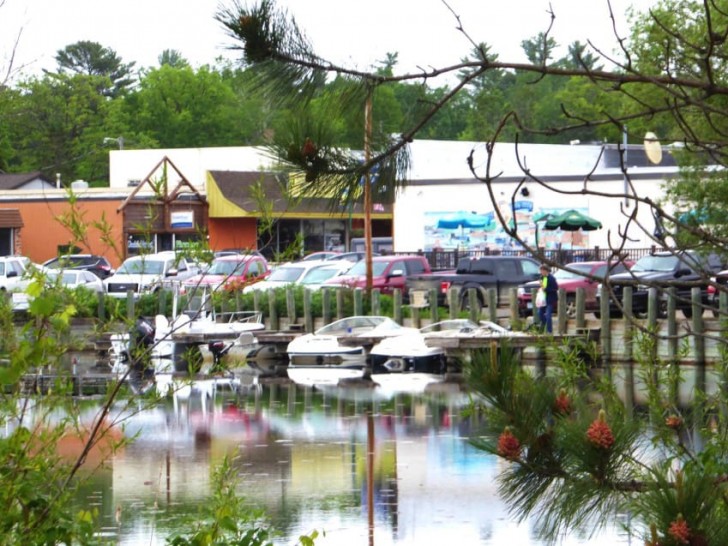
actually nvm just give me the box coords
[596,251,722,318]
[43,254,114,279]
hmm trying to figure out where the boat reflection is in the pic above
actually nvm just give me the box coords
[72,381,632,546]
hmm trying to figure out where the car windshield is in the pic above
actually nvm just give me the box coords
[268,266,305,282]
[554,264,594,280]
[345,261,388,276]
[117,259,165,275]
[207,260,245,276]
[632,255,681,273]
[300,266,345,284]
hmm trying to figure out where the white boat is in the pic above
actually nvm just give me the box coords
[109,285,264,379]
[369,319,479,392]
[286,316,417,386]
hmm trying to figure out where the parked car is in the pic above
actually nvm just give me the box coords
[183,253,270,292]
[517,260,632,317]
[0,255,31,291]
[322,255,431,297]
[12,268,105,311]
[406,255,541,312]
[596,250,722,318]
[42,254,114,279]
[104,252,197,298]
[244,259,351,293]
[301,251,341,262]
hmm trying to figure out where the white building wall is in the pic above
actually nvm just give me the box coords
[109,146,277,190]
[395,140,678,253]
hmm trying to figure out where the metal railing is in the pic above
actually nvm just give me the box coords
[394,246,659,272]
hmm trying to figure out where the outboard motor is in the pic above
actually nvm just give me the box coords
[128,317,156,377]
[208,340,234,373]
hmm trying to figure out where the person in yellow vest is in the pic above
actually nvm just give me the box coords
[536,264,559,333]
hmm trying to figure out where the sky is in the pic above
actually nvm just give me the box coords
[1,0,657,84]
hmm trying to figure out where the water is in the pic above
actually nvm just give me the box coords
[67,380,634,546]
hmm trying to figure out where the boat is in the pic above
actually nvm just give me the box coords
[109,285,265,379]
[369,319,479,393]
[286,316,417,386]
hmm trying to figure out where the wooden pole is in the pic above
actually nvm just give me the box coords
[364,91,373,293]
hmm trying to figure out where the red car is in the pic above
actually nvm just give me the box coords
[517,260,632,317]
[322,255,431,296]
[183,253,270,292]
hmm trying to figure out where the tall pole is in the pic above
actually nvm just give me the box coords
[364,91,373,292]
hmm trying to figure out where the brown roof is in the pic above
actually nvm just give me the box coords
[209,171,392,216]
[0,209,23,228]
[0,172,53,190]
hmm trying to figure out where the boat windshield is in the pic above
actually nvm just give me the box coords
[314,316,394,336]
[419,319,479,333]
[117,259,165,275]
[268,266,305,282]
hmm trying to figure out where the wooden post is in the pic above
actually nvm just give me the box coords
[371,289,380,316]
[336,289,345,320]
[487,288,497,323]
[599,284,611,369]
[531,287,541,329]
[393,289,403,325]
[508,288,519,325]
[468,287,479,323]
[448,287,459,320]
[557,287,567,334]
[411,306,421,329]
[429,288,438,323]
[268,292,279,331]
[126,291,135,321]
[303,289,313,333]
[354,288,363,316]
[575,287,585,330]
[623,286,633,363]
[666,287,678,360]
[322,288,332,325]
[286,287,296,325]
[692,287,705,367]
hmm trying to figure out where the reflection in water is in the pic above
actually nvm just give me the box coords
[72,383,632,545]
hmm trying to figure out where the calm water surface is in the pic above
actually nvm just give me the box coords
[69,377,637,546]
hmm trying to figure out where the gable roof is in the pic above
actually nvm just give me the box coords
[0,172,54,190]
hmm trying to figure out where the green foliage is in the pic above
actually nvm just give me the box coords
[465,331,728,545]
[166,456,320,546]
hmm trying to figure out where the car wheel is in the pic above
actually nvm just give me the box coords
[460,291,483,315]
[682,306,693,319]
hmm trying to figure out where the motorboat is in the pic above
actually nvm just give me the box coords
[286,316,417,386]
[369,319,479,393]
[109,285,265,379]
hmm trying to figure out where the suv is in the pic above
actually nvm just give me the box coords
[322,255,431,296]
[517,260,632,318]
[597,251,722,318]
[104,252,196,298]
[43,254,114,279]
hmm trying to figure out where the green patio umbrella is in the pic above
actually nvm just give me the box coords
[543,209,602,248]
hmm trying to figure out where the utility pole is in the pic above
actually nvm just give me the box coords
[364,91,373,292]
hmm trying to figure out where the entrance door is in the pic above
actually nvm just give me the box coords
[0,228,13,256]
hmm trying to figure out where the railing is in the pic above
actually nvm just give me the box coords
[393,247,659,272]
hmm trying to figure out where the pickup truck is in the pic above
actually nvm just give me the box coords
[406,255,541,311]
[104,251,198,298]
[321,254,431,297]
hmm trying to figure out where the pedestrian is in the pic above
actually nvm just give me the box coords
[536,264,558,333]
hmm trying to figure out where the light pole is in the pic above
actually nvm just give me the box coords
[103,136,124,150]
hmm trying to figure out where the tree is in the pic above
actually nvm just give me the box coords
[158,49,190,68]
[213,0,728,543]
[54,41,136,97]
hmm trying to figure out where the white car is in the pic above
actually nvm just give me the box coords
[0,256,30,292]
[243,260,351,293]
[12,268,105,311]
[104,252,196,298]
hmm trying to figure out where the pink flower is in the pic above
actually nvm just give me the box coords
[668,515,691,545]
